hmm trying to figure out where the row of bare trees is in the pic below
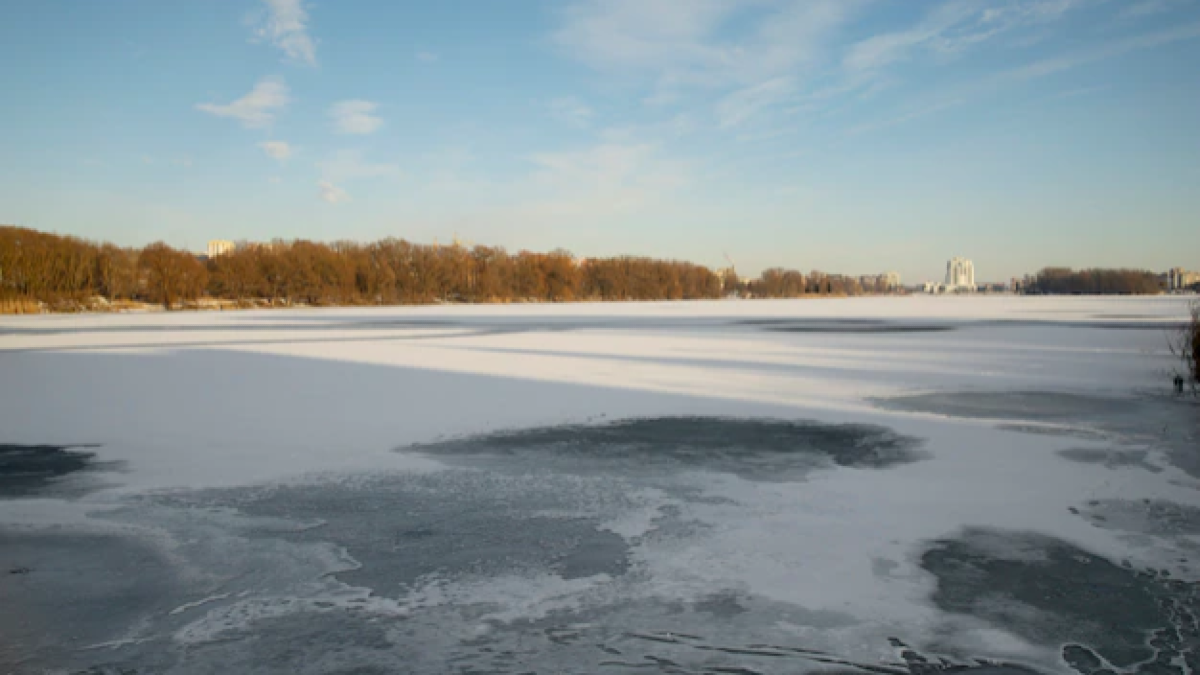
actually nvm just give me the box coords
[1027,267,1163,295]
[203,240,725,305]
[0,227,207,308]
[738,268,876,298]
[2,225,902,311]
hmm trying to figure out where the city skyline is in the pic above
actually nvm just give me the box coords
[2,1,1199,282]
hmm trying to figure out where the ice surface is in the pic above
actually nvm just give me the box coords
[1,297,1197,674]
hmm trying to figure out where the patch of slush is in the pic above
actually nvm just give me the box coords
[403,416,927,482]
[1056,448,1162,473]
[875,392,1130,422]
[178,470,643,593]
[1076,499,1200,536]
[876,392,1200,480]
[920,528,1200,672]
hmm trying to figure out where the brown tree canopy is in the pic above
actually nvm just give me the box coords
[138,242,208,309]
[3,224,905,311]
[1028,267,1162,295]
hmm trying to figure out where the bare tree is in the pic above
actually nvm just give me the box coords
[1170,300,1200,395]
[138,242,206,310]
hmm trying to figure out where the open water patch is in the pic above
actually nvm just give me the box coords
[0,443,114,498]
[920,528,1200,672]
[402,416,927,482]
[0,528,179,669]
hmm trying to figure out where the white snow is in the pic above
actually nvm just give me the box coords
[1,296,1197,670]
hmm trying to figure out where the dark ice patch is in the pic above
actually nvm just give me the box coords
[403,417,926,482]
[1076,499,1200,536]
[693,590,749,618]
[920,528,1200,670]
[0,443,113,497]
[874,392,1129,422]
[1057,448,1162,473]
[561,528,630,579]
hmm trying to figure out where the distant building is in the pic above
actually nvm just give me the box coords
[855,272,901,292]
[207,240,235,258]
[944,257,975,292]
[237,241,279,253]
[1168,267,1200,291]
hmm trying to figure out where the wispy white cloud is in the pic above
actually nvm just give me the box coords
[258,140,293,161]
[317,149,401,183]
[848,98,965,135]
[528,143,688,196]
[844,0,1087,73]
[416,51,439,63]
[197,79,289,128]
[255,0,316,66]
[1054,83,1111,98]
[318,180,348,204]
[549,97,594,128]
[998,21,1200,81]
[642,89,680,107]
[735,125,800,143]
[1118,0,1192,19]
[716,77,795,128]
[554,0,860,90]
[840,17,1200,138]
[329,100,383,135]
[172,156,193,168]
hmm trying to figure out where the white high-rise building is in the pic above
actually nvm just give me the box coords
[207,240,235,258]
[944,257,975,291]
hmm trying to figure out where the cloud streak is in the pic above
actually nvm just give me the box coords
[317,149,401,183]
[844,0,1087,73]
[998,21,1200,81]
[258,140,292,161]
[716,77,794,128]
[196,79,289,128]
[554,0,860,90]
[318,180,348,204]
[330,100,383,135]
[549,97,594,128]
[256,0,316,65]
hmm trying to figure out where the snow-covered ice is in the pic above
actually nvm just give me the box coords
[1,296,1197,674]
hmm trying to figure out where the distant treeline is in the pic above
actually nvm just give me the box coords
[0,225,891,311]
[1026,267,1163,295]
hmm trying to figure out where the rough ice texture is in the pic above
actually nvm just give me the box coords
[1,296,1198,674]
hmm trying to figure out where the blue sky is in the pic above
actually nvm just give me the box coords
[1,0,1198,281]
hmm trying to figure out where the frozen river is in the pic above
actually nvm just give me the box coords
[1,296,1197,674]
